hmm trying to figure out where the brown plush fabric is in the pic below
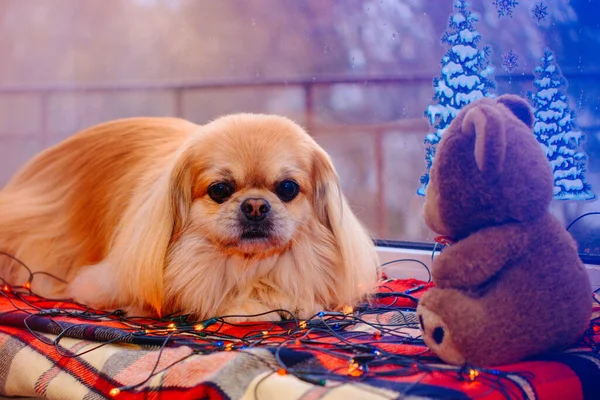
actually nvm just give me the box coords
[417,95,592,366]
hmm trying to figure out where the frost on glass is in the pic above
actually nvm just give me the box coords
[417,0,495,196]
[528,49,595,201]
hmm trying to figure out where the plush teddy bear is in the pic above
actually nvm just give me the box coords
[416,94,592,366]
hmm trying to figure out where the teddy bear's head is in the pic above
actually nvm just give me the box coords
[423,95,554,240]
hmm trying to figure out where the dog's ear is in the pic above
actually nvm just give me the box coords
[311,147,380,306]
[311,147,339,231]
[109,149,192,316]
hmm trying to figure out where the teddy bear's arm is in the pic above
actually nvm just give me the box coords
[432,223,529,289]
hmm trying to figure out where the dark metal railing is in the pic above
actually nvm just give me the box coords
[1,72,598,237]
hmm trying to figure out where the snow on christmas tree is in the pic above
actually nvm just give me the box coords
[417,0,495,196]
[528,49,595,200]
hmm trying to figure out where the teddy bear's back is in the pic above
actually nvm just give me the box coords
[461,212,591,364]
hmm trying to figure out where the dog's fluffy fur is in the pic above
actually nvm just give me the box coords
[0,114,380,321]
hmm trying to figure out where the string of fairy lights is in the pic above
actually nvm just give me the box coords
[0,227,599,399]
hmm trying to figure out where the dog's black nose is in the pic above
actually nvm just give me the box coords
[241,198,271,221]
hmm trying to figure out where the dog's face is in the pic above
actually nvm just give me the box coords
[176,114,326,257]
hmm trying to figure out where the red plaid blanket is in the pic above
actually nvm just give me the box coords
[0,279,598,400]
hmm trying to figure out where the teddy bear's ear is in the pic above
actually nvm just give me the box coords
[461,104,506,178]
[496,94,534,128]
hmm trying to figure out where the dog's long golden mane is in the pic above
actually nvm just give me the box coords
[0,115,380,320]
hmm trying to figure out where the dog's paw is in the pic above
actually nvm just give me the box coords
[67,263,116,310]
[287,303,325,320]
[220,301,282,323]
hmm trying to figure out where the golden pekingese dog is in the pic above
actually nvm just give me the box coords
[0,114,380,321]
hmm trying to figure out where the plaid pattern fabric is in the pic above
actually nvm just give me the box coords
[0,278,598,400]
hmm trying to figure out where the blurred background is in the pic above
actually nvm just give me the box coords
[0,0,599,253]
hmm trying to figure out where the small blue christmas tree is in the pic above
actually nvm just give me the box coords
[528,49,595,201]
[418,0,495,196]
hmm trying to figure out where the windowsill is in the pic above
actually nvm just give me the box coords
[376,246,600,290]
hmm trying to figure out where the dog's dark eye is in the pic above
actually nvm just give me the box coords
[207,182,234,203]
[275,180,300,202]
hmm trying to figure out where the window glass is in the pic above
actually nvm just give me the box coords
[0,0,598,256]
